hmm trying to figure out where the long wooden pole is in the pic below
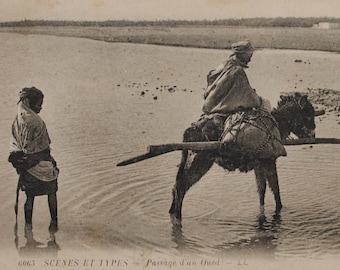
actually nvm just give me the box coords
[282,138,340,145]
[116,138,340,166]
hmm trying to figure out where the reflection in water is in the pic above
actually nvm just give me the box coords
[171,215,187,251]
[170,215,203,252]
[14,222,60,257]
[224,210,282,257]
[248,210,282,257]
[171,209,282,257]
[257,208,282,232]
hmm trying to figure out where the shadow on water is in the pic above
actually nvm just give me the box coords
[221,210,282,258]
[14,223,60,257]
[170,215,205,253]
[253,210,282,254]
[171,215,191,251]
[170,209,282,257]
[171,219,186,250]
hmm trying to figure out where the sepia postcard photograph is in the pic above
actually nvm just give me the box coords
[0,1,339,269]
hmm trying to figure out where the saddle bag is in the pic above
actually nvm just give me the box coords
[221,109,287,159]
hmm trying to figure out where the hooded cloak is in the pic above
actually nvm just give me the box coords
[202,55,261,115]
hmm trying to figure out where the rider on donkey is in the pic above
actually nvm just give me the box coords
[193,40,285,163]
[167,41,289,219]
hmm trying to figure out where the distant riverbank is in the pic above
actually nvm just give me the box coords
[1,25,340,52]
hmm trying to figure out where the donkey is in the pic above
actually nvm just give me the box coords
[169,92,317,220]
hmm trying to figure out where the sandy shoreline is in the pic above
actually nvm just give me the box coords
[1,25,340,53]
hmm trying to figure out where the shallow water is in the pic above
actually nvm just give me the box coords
[0,33,339,267]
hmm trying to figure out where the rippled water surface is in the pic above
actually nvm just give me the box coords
[0,33,339,267]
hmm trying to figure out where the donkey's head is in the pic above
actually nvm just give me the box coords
[273,92,318,139]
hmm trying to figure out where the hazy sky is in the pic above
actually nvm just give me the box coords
[1,0,339,22]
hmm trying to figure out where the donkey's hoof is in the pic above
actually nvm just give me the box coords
[169,208,175,215]
[170,214,182,225]
[169,209,182,220]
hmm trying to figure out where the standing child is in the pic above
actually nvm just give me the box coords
[9,87,59,232]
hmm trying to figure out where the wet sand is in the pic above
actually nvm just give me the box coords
[0,32,339,270]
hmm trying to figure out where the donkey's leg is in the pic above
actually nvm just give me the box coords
[258,159,282,213]
[169,120,219,219]
[169,150,188,215]
[254,161,267,208]
[265,160,282,213]
[170,151,215,219]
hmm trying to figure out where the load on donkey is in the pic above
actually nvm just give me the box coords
[117,41,337,220]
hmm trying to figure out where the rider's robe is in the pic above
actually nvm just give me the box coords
[203,57,262,115]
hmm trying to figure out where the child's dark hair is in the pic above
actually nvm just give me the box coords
[18,87,44,107]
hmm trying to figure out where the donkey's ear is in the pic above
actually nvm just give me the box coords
[298,95,309,108]
[294,92,302,98]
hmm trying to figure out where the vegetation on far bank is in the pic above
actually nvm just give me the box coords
[1,17,340,28]
[1,18,340,53]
